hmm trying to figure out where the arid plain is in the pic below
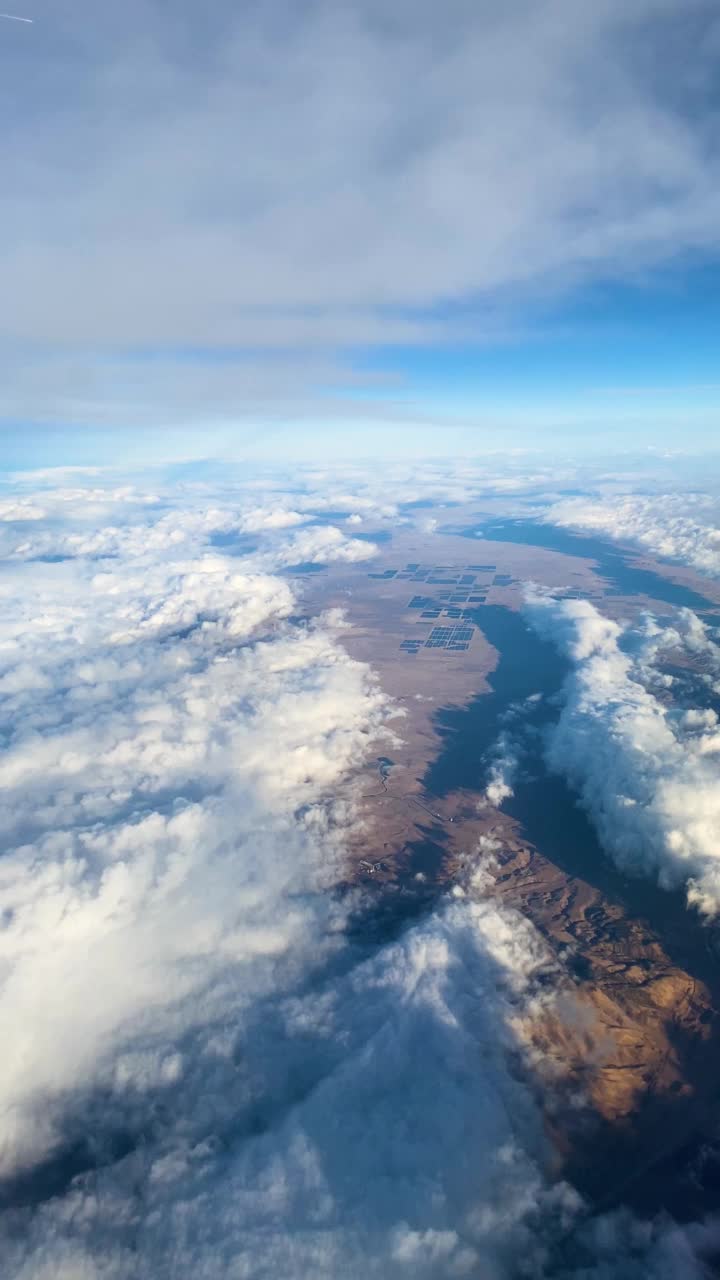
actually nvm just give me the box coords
[303,514,720,1221]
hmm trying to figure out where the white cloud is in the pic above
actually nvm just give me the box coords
[0,475,568,1279]
[479,734,518,809]
[545,493,720,578]
[238,506,307,531]
[0,485,375,569]
[0,888,584,1280]
[0,571,394,1179]
[0,502,49,522]
[1,473,717,1278]
[260,524,378,567]
[525,593,720,915]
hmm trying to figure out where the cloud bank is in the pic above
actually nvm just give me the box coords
[526,594,720,916]
[545,493,720,579]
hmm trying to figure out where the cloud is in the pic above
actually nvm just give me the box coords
[238,507,307,531]
[478,693,546,811]
[552,1208,719,1279]
[260,524,378,567]
[0,476,597,1274]
[0,486,160,526]
[1,472,718,1278]
[0,887,585,1279]
[3,0,720,423]
[0,485,374,568]
[525,593,720,915]
[479,734,519,809]
[545,493,720,578]
[0,473,569,1278]
[0,502,49,522]
[0,580,395,1178]
[0,455,582,567]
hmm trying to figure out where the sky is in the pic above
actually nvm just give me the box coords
[5,6,720,1275]
[2,0,720,462]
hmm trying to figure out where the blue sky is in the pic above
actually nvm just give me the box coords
[345,261,720,436]
[367,265,720,398]
[2,0,720,463]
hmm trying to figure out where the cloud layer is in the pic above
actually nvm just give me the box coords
[2,0,720,422]
[0,474,574,1278]
[1,471,718,1277]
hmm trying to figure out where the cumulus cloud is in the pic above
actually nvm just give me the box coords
[0,502,49,522]
[0,568,395,1178]
[3,453,575,567]
[260,524,378,567]
[0,485,160,528]
[0,455,588,549]
[0,484,374,569]
[0,888,585,1280]
[238,506,307,531]
[1,473,717,1278]
[479,735,519,809]
[545,493,720,578]
[478,694,545,811]
[0,473,576,1278]
[525,593,720,915]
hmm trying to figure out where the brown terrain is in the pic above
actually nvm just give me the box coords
[299,514,720,1222]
